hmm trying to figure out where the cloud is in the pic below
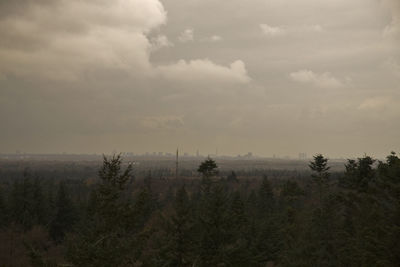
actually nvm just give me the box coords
[259,23,323,37]
[300,24,324,33]
[209,35,223,42]
[157,59,251,84]
[199,35,223,43]
[150,34,173,51]
[178,28,194,42]
[382,0,400,38]
[259,24,286,37]
[0,0,167,80]
[358,97,390,111]
[383,58,400,78]
[0,1,248,87]
[140,115,184,129]
[200,35,223,42]
[290,70,345,88]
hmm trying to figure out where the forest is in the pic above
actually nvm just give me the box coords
[0,152,399,266]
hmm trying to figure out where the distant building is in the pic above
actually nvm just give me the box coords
[245,152,253,158]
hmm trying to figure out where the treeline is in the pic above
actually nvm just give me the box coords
[0,152,399,266]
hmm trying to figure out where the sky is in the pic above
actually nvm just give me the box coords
[0,0,399,158]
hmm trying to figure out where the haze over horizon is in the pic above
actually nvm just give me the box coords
[0,149,391,161]
[0,0,399,159]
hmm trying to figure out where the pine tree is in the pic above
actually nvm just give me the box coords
[67,154,135,267]
[10,175,34,230]
[197,157,219,194]
[32,177,45,225]
[258,175,275,214]
[46,178,56,225]
[378,151,400,185]
[280,179,304,208]
[340,156,375,192]
[162,185,194,266]
[132,187,154,231]
[0,186,8,227]
[230,191,247,230]
[278,179,305,266]
[86,187,98,218]
[247,176,281,264]
[96,154,133,230]
[227,171,238,183]
[309,154,330,205]
[306,155,343,266]
[197,184,230,266]
[50,181,76,242]
[226,191,254,265]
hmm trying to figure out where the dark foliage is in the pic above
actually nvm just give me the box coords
[0,152,400,266]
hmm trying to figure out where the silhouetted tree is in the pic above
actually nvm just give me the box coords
[161,185,194,266]
[0,186,8,227]
[309,154,330,205]
[197,157,219,194]
[10,176,34,230]
[227,171,238,183]
[197,184,230,266]
[258,175,275,214]
[50,182,76,242]
[340,156,375,192]
[67,154,135,266]
[32,177,45,225]
[227,191,254,265]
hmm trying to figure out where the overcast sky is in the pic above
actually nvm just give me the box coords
[0,0,399,158]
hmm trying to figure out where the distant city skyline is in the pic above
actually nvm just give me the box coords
[3,149,383,160]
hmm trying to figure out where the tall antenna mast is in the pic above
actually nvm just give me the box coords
[176,148,179,179]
